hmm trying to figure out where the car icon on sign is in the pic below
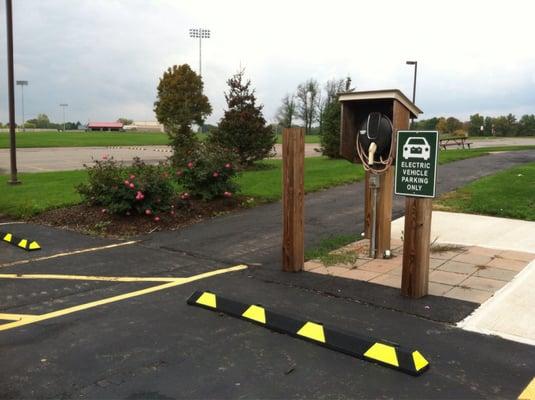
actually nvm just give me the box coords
[403,137,431,160]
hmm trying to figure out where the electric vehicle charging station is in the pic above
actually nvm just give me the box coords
[339,90,422,259]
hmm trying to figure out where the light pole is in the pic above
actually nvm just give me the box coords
[16,80,28,132]
[5,0,20,184]
[189,28,210,77]
[59,103,68,132]
[406,60,417,127]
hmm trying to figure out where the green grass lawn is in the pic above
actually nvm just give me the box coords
[0,157,364,218]
[0,131,170,148]
[0,131,322,148]
[1,146,533,219]
[436,162,535,221]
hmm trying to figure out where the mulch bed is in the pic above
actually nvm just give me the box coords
[30,197,247,238]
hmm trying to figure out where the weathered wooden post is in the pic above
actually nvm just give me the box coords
[395,130,438,298]
[282,127,305,272]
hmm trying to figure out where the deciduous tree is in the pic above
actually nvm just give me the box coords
[154,64,211,164]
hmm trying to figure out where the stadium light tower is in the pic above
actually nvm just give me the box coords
[59,103,68,132]
[16,80,28,132]
[189,28,210,77]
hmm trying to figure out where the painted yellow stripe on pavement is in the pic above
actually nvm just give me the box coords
[0,241,138,268]
[0,313,38,321]
[0,264,247,332]
[0,273,179,283]
[519,377,535,400]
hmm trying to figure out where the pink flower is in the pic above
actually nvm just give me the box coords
[187,162,194,169]
[212,171,219,178]
[130,174,135,180]
[176,170,183,176]
[124,180,130,185]
[223,191,232,198]
[224,163,232,169]
[135,191,145,201]
[154,216,160,222]
[145,209,152,215]
[129,183,135,189]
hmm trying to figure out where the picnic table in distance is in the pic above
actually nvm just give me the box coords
[439,134,473,150]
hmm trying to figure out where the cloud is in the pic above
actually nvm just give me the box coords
[1,0,534,125]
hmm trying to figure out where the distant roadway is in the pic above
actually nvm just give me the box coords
[0,138,534,173]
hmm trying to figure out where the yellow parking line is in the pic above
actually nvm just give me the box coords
[0,313,38,321]
[0,273,178,283]
[0,264,247,332]
[0,241,138,268]
[519,377,535,400]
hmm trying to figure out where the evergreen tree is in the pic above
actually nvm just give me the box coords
[212,69,275,165]
[319,100,341,158]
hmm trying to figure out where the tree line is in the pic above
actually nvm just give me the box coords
[412,113,535,136]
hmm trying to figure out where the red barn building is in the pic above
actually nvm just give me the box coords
[87,122,124,131]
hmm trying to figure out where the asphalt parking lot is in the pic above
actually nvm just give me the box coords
[2,151,535,399]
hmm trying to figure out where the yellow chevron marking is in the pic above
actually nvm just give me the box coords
[412,350,429,371]
[364,343,399,367]
[28,241,41,250]
[519,377,535,400]
[196,292,217,308]
[242,305,266,324]
[18,239,28,248]
[297,321,325,343]
[0,265,247,332]
[3,233,12,242]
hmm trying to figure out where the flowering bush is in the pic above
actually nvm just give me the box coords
[174,143,239,201]
[77,157,174,216]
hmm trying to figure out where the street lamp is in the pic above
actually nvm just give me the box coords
[189,28,210,77]
[5,0,20,184]
[59,103,68,132]
[16,80,28,132]
[406,60,418,127]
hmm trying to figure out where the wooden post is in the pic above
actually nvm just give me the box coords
[282,127,305,272]
[401,197,432,298]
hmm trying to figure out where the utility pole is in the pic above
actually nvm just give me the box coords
[189,28,210,77]
[60,103,68,132]
[5,0,20,184]
[16,80,28,132]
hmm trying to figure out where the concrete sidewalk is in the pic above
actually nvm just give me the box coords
[391,211,535,253]
[393,211,535,345]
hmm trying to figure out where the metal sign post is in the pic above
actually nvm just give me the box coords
[395,130,438,298]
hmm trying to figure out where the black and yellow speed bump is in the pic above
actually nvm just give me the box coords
[1,230,41,251]
[187,291,430,376]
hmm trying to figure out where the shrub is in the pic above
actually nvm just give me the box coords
[77,157,174,216]
[174,143,239,201]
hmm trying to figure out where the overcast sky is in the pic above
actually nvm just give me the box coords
[1,0,535,125]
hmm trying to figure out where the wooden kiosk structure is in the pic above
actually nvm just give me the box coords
[339,89,422,258]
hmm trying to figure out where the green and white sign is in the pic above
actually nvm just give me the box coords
[395,131,438,198]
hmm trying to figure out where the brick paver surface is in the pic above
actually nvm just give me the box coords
[305,239,535,304]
